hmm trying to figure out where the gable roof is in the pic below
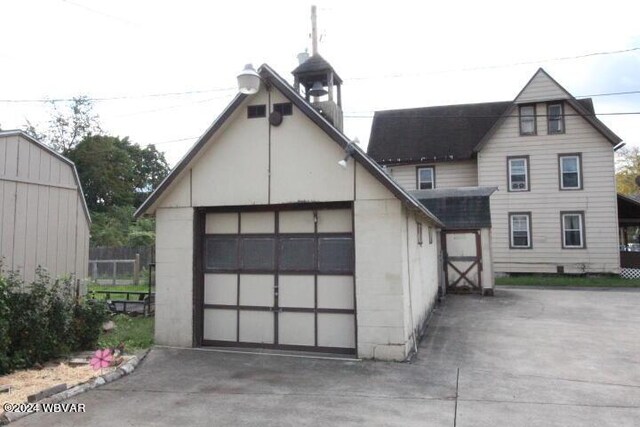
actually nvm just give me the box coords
[0,129,91,224]
[135,64,443,227]
[368,101,512,164]
[368,68,621,164]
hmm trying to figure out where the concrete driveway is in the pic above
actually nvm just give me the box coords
[14,287,640,426]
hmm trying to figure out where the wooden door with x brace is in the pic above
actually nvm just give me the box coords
[441,230,482,293]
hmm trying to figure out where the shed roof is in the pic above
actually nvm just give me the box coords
[0,129,91,223]
[409,187,497,230]
[135,65,443,227]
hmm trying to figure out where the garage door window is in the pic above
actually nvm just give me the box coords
[279,237,316,271]
[318,237,353,273]
[205,237,238,270]
[241,237,276,270]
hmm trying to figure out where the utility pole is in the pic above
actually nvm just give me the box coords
[311,5,318,55]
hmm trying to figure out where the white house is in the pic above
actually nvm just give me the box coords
[136,58,444,361]
[0,130,91,283]
[368,69,622,277]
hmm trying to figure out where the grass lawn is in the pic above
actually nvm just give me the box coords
[98,314,154,352]
[496,274,640,287]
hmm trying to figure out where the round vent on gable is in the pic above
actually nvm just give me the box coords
[269,111,283,126]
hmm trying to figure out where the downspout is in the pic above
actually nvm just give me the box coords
[405,210,418,356]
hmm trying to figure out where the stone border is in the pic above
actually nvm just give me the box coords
[0,349,150,425]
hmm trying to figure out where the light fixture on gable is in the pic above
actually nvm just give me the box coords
[237,64,261,94]
[338,138,359,168]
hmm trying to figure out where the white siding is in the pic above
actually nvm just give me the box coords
[0,133,90,283]
[388,160,478,191]
[478,102,619,274]
[515,70,570,103]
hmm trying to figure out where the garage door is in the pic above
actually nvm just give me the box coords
[201,205,356,354]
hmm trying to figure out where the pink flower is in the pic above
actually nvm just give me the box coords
[90,349,113,371]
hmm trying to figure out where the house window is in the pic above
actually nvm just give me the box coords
[417,167,435,190]
[547,103,564,134]
[273,102,293,116]
[561,212,585,248]
[519,105,536,135]
[559,154,582,190]
[417,222,423,246]
[508,156,529,191]
[509,213,532,249]
[247,105,266,118]
[428,226,433,244]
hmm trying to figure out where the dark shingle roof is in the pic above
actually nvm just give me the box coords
[410,188,496,230]
[291,54,342,83]
[367,98,598,164]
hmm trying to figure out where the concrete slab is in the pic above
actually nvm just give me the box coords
[12,287,640,426]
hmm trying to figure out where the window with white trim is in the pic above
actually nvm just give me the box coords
[548,103,564,134]
[562,212,585,248]
[508,157,529,191]
[519,105,536,135]
[559,155,581,189]
[417,167,435,190]
[510,213,531,248]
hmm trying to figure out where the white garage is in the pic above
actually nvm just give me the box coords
[136,60,444,360]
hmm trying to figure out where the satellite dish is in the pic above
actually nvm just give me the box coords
[635,176,640,187]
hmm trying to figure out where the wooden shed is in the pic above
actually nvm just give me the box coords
[0,130,90,284]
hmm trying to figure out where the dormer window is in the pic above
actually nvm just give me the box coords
[519,105,536,135]
[417,166,435,189]
[547,103,564,134]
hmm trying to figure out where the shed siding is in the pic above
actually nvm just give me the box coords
[478,102,619,273]
[388,161,478,190]
[0,134,90,283]
[515,71,570,103]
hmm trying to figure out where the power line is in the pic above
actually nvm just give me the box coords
[1,46,637,104]
[344,111,640,119]
[346,47,640,81]
[0,87,236,104]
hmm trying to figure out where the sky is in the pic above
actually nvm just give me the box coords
[0,0,639,166]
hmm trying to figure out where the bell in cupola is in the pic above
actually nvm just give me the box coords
[308,81,328,97]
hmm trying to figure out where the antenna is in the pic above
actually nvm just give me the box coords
[311,5,318,55]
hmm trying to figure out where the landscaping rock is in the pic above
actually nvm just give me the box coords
[27,383,67,403]
[102,320,116,332]
[0,384,11,394]
[68,358,89,366]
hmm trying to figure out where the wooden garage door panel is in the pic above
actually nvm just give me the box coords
[317,313,355,348]
[201,205,356,353]
[278,275,314,308]
[278,210,314,233]
[239,274,274,306]
[317,209,352,233]
[206,213,238,234]
[204,274,237,305]
[278,313,315,346]
[204,309,236,341]
[240,211,275,233]
[317,276,354,309]
[239,311,274,343]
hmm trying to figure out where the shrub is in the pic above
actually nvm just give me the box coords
[0,266,109,375]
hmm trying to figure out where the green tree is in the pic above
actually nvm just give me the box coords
[616,146,640,196]
[25,96,102,154]
[66,135,136,211]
